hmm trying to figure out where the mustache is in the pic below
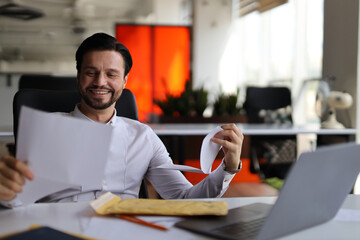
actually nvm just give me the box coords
[86,86,113,92]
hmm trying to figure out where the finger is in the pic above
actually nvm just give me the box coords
[2,156,34,181]
[221,123,243,137]
[14,160,34,181]
[0,164,26,186]
[211,137,237,151]
[1,155,18,168]
[0,184,18,201]
[214,129,243,145]
[0,174,23,193]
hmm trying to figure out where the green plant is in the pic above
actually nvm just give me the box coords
[213,92,228,116]
[213,88,241,116]
[192,86,208,116]
[154,81,209,117]
[177,81,193,116]
[154,94,177,116]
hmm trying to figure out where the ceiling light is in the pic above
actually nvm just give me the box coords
[0,2,44,20]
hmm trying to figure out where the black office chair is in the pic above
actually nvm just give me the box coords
[18,74,78,91]
[243,86,296,180]
[12,89,139,140]
[9,88,148,198]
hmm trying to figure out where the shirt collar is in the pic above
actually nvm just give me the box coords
[72,104,117,125]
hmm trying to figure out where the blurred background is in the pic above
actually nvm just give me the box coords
[1,0,357,125]
[1,0,360,194]
[0,0,342,124]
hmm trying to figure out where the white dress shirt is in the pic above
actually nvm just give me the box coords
[0,105,238,207]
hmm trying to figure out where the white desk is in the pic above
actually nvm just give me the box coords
[0,195,359,240]
[148,123,356,136]
[0,123,356,138]
[147,123,356,164]
[1,124,355,164]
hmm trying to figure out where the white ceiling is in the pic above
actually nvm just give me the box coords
[0,0,154,61]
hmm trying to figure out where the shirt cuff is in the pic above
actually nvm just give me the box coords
[0,196,23,208]
[210,160,241,189]
[223,159,242,174]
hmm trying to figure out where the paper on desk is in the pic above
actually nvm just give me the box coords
[81,216,193,240]
[80,215,182,233]
[157,126,223,174]
[16,106,113,205]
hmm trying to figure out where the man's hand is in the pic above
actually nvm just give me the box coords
[211,123,244,171]
[0,156,34,201]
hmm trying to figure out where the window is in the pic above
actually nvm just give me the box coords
[224,0,323,97]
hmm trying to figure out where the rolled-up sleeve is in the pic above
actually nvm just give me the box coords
[145,128,239,199]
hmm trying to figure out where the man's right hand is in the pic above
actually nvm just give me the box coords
[0,156,34,201]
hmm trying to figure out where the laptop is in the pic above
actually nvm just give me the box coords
[175,142,360,240]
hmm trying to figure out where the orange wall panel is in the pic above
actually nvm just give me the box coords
[116,25,152,121]
[116,25,190,121]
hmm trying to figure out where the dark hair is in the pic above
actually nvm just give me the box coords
[75,32,133,76]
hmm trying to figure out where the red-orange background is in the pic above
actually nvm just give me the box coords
[116,25,191,122]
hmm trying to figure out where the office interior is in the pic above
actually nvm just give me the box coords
[0,0,359,196]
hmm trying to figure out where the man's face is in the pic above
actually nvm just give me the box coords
[77,50,128,110]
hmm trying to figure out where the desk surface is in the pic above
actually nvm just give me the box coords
[0,123,356,139]
[0,195,359,240]
[148,123,357,136]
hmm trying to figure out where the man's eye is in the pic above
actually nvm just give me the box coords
[86,72,95,76]
[108,73,118,78]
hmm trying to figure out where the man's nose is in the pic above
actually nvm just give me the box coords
[93,73,107,86]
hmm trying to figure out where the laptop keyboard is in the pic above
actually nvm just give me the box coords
[211,217,266,239]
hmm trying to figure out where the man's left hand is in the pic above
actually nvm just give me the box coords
[211,123,244,171]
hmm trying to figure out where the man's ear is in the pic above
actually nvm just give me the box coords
[123,74,129,88]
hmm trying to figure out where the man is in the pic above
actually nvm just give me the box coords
[0,33,243,207]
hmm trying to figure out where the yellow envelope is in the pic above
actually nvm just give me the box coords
[90,192,228,216]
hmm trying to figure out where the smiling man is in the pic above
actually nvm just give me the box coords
[78,50,126,111]
[76,35,131,122]
[0,33,244,207]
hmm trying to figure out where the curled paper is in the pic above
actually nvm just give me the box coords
[200,126,223,173]
[157,126,223,174]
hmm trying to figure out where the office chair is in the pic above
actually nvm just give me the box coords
[243,86,296,180]
[18,74,78,91]
[9,88,148,198]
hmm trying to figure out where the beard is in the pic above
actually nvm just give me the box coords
[79,85,121,110]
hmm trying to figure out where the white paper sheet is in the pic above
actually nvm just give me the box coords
[80,216,194,240]
[157,126,223,174]
[16,106,113,205]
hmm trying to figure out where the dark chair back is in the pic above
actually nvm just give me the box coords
[18,74,78,91]
[243,86,292,123]
[11,88,148,198]
[17,74,138,124]
[115,89,139,120]
[12,89,138,139]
